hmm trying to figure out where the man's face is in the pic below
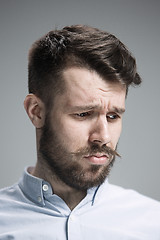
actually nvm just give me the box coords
[39,67,126,190]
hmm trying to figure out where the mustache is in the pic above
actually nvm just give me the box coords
[71,144,121,159]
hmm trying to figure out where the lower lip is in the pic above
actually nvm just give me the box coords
[84,155,109,165]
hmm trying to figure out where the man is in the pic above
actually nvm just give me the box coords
[0,25,160,239]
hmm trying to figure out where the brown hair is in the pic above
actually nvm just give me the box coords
[28,25,141,106]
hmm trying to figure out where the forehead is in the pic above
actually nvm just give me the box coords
[60,67,126,109]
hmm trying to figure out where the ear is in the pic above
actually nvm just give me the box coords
[24,94,45,128]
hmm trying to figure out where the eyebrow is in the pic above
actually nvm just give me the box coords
[69,104,125,114]
[110,107,125,114]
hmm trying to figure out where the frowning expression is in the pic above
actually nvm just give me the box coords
[39,67,126,190]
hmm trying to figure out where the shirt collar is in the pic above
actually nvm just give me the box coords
[18,167,50,206]
[18,166,109,207]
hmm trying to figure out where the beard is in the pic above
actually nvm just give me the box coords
[39,116,120,191]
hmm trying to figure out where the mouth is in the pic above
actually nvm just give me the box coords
[84,153,110,165]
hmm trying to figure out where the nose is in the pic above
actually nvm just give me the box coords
[89,116,111,146]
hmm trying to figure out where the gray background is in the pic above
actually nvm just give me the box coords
[0,0,160,201]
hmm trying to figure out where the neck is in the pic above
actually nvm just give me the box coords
[31,161,87,210]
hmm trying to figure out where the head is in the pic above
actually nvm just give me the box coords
[28,24,141,107]
[24,25,141,190]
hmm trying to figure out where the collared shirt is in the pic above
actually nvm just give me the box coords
[0,167,160,240]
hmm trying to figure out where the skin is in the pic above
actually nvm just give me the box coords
[24,67,126,210]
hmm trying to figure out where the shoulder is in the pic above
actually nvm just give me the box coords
[0,183,29,209]
[108,183,160,205]
[91,182,160,238]
[98,181,160,221]
[0,184,18,199]
[103,182,160,220]
[96,181,160,215]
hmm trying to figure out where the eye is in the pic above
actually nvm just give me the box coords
[72,110,94,121]
[107,113,120,122]
[76,112,91,118]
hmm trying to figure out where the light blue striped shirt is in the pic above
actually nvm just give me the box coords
[0,167,160,240]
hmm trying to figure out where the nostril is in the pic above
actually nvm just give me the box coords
[93,139,103,144]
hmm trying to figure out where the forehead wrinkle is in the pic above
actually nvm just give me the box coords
[98,84,126,93]
[62,68,126,113]
[98,88,110,93]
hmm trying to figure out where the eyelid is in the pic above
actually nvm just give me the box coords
[107,112,120,116]
[74,110,94,118]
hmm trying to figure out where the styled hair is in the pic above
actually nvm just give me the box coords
[28,25,141,106]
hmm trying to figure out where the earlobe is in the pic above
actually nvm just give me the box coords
[24,94,45,128]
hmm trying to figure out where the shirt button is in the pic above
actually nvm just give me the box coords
[37,196,42,202]
[43,184,49,191]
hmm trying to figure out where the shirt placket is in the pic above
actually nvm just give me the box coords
[67,211,81,240]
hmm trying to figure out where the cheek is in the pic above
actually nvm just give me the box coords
[55,119,89,150]
[110,123,122,147]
